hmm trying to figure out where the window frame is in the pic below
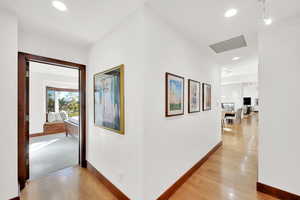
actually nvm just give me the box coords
[45,86,79,119]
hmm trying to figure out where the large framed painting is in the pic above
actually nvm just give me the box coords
[94,65,124,134]
[188,79,201,113]
[165,72,184,117]
[202,83,211,111]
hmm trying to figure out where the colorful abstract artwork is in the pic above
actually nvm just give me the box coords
[202,83,211,111]
[94,65,124,134]
[188,79,201,113]
[166,73,184,117]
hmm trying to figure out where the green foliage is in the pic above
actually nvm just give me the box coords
[47,91,55,112]
[170,103,181,111]
[47,90,79,116]
[58,94,79,116]
[69,112,79,117]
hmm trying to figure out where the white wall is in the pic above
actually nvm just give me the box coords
[19,22,87,133]
[222,73,258,85]
[221,82,258,110]
[243,82,258,103]
[29,69,78,134]
[87,9,145,200]
[142,7,221,200]
[18,29,88,65]
[0,10,87,199]
[259,16,300,195]
[221,83,243,109]
[0,9,19,200]
[87,6,221,200]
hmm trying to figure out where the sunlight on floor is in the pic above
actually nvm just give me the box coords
[29,133,79,179]
[223,128,233,132]
[30,139,60,153]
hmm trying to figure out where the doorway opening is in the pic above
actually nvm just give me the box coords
[29,62,80,179]
[18,52,86,189]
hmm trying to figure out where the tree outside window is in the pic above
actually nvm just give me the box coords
[46,87,79,117]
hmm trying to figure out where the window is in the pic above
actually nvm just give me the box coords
[47,89,55,112]
[46,87,79,117]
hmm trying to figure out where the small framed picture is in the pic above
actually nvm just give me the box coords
[188,79,201,113]
[202,83,211,111]
[165,72,185,117]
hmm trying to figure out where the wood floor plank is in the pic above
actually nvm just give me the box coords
[169,113,278,200]
[21,166,118,200]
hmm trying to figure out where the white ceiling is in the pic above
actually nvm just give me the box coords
[147,0,259,68]
[147,0,300,73]
[0,0,146,46]
[1,0,300,71]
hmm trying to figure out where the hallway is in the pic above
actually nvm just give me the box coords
[20,113,277,200]
[169,113,278,200]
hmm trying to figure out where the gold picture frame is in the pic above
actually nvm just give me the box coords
[94,65,125,134]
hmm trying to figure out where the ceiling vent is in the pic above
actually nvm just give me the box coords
[209,35,247,54]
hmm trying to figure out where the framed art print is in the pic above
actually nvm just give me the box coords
[188,79,201,113]
[165,72,184,117]
[94,65,125,134]
[202,83,211,111]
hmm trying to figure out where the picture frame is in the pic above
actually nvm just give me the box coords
[165,72,185,117]
[188,79,201,113]
[94,65,125,134]
[202,83,211,111]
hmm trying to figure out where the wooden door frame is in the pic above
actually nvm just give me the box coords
[18,52,87,189]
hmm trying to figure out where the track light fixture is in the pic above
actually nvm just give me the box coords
[259,0,272,25]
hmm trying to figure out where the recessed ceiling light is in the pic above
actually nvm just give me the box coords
[52,1,67,12]
[232,57,240,61]
[264,18,272,25]
[225,9,238,18]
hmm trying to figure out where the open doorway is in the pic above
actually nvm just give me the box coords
[29,62,80,179]
[18,53,86,189]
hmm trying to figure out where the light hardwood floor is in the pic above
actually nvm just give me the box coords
[21,113,277,200]
[169,113,278,200]
[21,166,118,200]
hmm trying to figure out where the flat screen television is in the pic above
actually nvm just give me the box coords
[243,97,251,105]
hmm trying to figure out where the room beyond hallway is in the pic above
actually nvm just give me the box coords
[169,113,278,200]
[28,61,81,180]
